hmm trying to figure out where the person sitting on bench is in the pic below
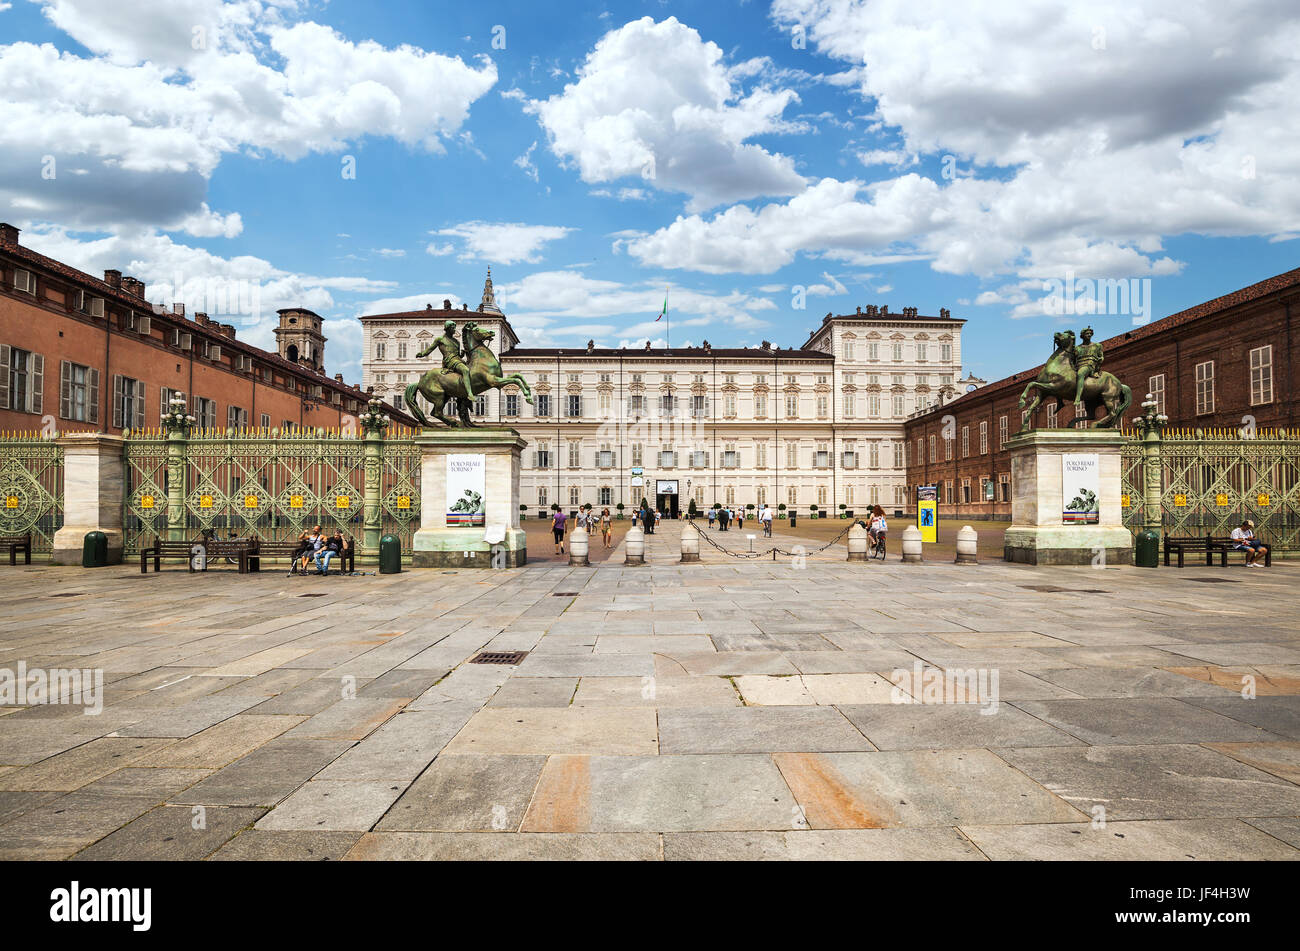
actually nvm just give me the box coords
[297,527,323,575]
[314,530,347,575]
[1230,519,1269,568]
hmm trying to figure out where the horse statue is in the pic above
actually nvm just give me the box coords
[1017,330,1131,432]
[404,322,533,427]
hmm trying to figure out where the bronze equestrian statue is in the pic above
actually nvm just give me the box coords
[405,321,532,428]
[1017,329,1131,432]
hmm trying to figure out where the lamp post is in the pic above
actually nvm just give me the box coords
[161,395,195,542]
[1132,394,1168,567]
[359,398,390,563]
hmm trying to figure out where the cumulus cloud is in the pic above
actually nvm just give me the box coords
[0,1,498,233]
[523,16,807,212]
[627,0,1300,283]
[428,221,574,265]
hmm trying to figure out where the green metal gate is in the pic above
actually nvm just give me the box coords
[0,434,63,552]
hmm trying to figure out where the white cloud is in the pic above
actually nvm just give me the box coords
[429,221,573,265]
[514,141,539,182]
[524,16,806,212]
[0,1,498,233]
[373,248,407,258]
[628,1,1300,284]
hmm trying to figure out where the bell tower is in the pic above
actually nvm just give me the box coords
[477,267,503,316]
[275,307,327,373]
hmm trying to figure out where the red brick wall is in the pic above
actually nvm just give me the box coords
[904,284,1299,518]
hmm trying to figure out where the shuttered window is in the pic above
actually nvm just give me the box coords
[0,346,43,414]
[59,361,98,422]
[112,375,145,429]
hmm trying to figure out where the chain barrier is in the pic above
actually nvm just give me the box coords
[693,519,859,560]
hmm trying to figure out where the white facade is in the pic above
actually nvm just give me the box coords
[360,282,965,518]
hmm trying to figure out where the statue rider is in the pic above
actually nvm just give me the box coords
[1072,325,1103,409]
[419,320,476,400]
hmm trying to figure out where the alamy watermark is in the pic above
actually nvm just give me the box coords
[0,662,103,715]
[1040,269,1152,326]
[890,661,999,714]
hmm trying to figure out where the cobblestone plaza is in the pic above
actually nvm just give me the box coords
[1,532,1297,861]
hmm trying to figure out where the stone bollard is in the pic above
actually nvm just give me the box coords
[901,525,923,563]
[680,521,700,563]
[847,523,868,561]
[955,525,978,565]
[569,526,590,567]
[624,526,645,566]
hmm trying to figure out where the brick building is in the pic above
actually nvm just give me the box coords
[0,223,412,435]
[904,266,1300,519]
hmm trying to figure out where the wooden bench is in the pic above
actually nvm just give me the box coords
[0,531,32,566]
[1164,533,1271,567]
[251,537,355,575]
[1209,534,1271,567]
[140,537,259,573]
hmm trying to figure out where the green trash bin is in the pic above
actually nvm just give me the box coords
[379,534,402,574]
[82,530,108,568]
[1135,528,1160,568]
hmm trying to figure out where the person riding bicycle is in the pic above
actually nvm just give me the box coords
[868,505,888,549]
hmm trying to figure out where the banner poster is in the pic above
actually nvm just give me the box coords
[916,484,938,543]
[446,453,486,527]
[1062,453,1100,524]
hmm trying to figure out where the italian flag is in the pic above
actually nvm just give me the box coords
[655,289,667,321]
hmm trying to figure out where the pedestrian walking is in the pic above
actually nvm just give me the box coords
[551,508,567,554]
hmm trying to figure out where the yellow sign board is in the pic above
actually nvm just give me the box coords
[199,494,214,509]
[5,495,18,509]
[916,485,937,544]
[289,495,304,509]
[243,495,258,509]
[396,495,411,510]
[1257,493,1271,506]
[1121,494,1130,508]
[1215,493,1229,507]
[335,495,351,509]
[1173,493,1187,507]
[141,494,156,509]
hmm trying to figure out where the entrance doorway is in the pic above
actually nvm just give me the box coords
[655,479,680,518]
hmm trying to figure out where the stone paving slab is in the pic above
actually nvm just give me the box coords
[170,738,355,807]
[313,707,478,781]
[1011,698,1285,745]
[961,819,1300,860]
[207,830,363,860]
[1025,666,1244,699]
[0,737,176,791]
[998,744,1300,821]
[345,831,662,860]
[1203,741,1300,784]
[521,754,799,832]
[572,676,741,708]
[255,780,406,832]
[377,753,547,832]
[662,828,987,860]
[445,707,659,755]
[74,804,265,860]
[839,703,1085,750]
[658,707,875,754]
[1179,695,1300,739]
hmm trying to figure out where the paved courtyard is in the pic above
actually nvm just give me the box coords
[1,538,1298,861]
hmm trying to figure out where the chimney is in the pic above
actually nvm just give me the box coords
[103,269,122,289]
[194,311,209,325]
[173,303,186,317]
[334,373,344,382]
[0,223,19,246]
[856,305,861,315]
[443,298,452,309]
[219,323,236,338]
[121,277,146,299]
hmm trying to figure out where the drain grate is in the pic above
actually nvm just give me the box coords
[1019,584,1108,594]
[552,591,580,597]
[470,651,528,665]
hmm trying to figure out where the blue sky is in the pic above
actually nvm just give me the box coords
[2,0,1297,385]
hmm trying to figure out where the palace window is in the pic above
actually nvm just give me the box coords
[227,405,247,430]
[867,343,879,361]
[535,443,551,469]
[893,442,904,468]
[892,343,903,362]
[193,396,216,429]
[1,347,42,414]
[754,393,767,418]
[1250,346,1273,405]
[999,416,1008,449]
[59,361,98,423]
[788,486,798,506]
[568,441,581,467]
[756,442,767,468]
[567,394,583,418]
[785,394,799,418]
[113,375,145,429]
[723,394,735,417]
[538,486,548,506]
[570,486,580,506]
[599,486,612,505]
[505,393,519,416]
[397,343,407,360]
[786,442,799,469]
[842,393,855,418]
[928,434,936,463]
[892,394,905,416]
[979,420,989,455]
[940,343,952,362]
[535,394,551,417]
[944,434,953,462]
[1148,374,1166,416]
[868,395,881,417]
[961,425,970,458]
[374,342,386,360]
[1195,361,1215,415]
[631,443,643,466]
[816,395,828,419]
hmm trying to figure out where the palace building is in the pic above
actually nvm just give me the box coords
[0,223,411,435]
[361,273,968,517]
[903,265,1300,520]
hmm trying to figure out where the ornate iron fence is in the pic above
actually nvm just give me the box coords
[122,427,421,558]
[1121,426,1300,550]
[0,433,63,552]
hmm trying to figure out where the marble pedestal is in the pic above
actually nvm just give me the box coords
[1003,429,1133,566]
[52,433,126,565]
[411,428,526,569]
